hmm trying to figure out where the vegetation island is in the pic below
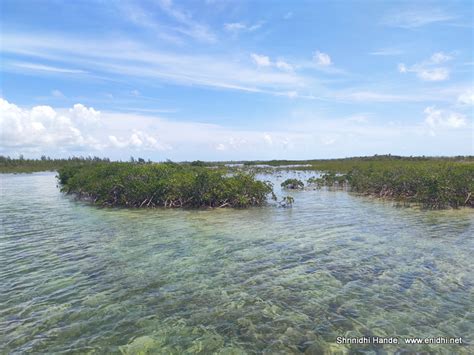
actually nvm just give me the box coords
[1,155,472,209]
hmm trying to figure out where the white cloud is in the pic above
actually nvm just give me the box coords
[313,51,332,66]
[250,54,294,72]
[69,104,101,126]
[224,21,263,33]
[417,68,449,81]
[263,133,273,145]
[346,114,370,123]
[330,86,473,104]
[430,52,452,64]
[0,99,164,153]
[251,53,271,67]
[457,90,474,105]
[0,98,100,150]
[398,63,407,73]
[52,89,65,98]
[276,60,293,71]
[381,9,456,28]
[156,0,216,43]
[321,136,336,145]
[2,99,471,159]
[2,33,304,96]
[370,48,403,56]
[424,106,467,130]
[109,131,169,150]
[9,61,86,74]
[224,22,246,31]
[335,91,420,103]
[398,52,452,81]
[116,0,217,44]
[215,143,226,151]
[0,99,304,158]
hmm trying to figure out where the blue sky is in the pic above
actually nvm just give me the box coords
[1,0,473,160]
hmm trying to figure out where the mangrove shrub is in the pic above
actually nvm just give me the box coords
[281,179,304,189]
[57,163,276,208]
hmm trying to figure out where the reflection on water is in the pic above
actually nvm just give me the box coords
[1,172,473,353]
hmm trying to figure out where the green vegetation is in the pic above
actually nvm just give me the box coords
[233,154,474,171]
[281,178,304,189]
[238,155,473,209]
[307,173,346,188]
[312,162,473,209]
[57,163,275,208]
[3,155,472,209]
[0,155,110,173]
[279,195,295,207]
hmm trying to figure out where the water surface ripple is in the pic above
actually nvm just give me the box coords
[1,172,473,354]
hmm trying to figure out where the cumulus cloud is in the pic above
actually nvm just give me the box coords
[251,54,293,71]
[1,99,308,158]
[313,51,332,66]
[424,106,466,130]
[0,100,168,154]
[69,103,101,126]
[398,52,452,81]
[457,90,474,105]
[2,99,471,160]
[109,130,170,150]
[0,98,101,150]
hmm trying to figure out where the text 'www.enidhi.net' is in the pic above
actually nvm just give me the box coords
[336,336,463,345]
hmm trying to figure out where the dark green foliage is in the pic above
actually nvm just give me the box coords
[240,156,473,209]
[279,196,295,207]
[316,162,473,209]
[57,163,275,208]
[0,155,110,173]
[189,160,207,167]
[234,155,474,170]
[308,173,346,187]
[4,155,473,209]
[281,179,304,189]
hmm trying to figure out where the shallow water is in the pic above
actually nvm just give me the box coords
[1,172,473,354]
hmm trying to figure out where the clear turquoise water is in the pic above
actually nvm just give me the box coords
[1,172,473,354]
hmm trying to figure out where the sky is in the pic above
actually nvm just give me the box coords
[1,0,473,161]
